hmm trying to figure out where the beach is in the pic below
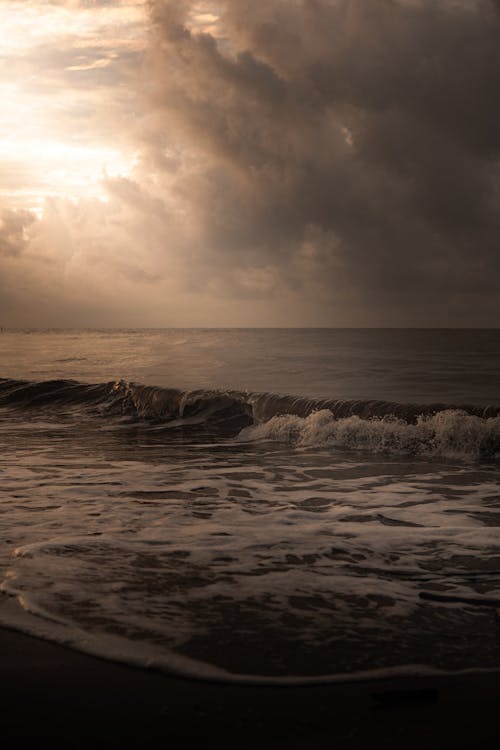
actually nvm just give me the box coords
[2,625,499,748]
[2,0,500,739]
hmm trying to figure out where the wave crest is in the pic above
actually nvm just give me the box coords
[1,377,499,456]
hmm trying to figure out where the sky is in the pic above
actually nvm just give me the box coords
[1,0,500,327]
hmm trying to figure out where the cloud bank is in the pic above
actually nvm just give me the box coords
[2,0,500,326]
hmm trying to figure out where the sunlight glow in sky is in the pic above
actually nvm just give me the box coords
[0,0,145,211]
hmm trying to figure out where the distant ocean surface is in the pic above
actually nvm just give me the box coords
[1,328,499,683]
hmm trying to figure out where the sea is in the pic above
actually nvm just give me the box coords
[0,328,499,684]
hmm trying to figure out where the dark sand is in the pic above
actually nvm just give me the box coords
[1,627,499,748]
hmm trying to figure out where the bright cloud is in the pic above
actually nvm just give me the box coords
[0,0,144,209]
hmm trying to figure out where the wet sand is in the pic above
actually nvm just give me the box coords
[1,627,499,749]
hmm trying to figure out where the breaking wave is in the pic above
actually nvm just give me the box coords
[1,376,499,458]
[238,409,500,459]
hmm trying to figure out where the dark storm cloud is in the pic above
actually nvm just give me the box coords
[144,0,500,323]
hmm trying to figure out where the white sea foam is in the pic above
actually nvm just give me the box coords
[238,409,500,459]
[0,420,499,681]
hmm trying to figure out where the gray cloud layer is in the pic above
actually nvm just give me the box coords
[2,0,500,325]
[142,0,500,324]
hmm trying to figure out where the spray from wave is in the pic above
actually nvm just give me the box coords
[238,409,500,459]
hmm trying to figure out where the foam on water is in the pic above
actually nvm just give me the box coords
[239,409,500,459]
[0,329,499,684]
[0,398,499,682]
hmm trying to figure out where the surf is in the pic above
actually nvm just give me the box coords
[1,376,500,458]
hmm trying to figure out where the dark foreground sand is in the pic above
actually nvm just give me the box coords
[1,627,499,749]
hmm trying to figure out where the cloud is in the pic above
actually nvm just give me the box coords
[1,0,500,325]
[0,208,36,257]
[137,0,500,324]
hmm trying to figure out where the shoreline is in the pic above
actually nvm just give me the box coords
[2,626,499,748]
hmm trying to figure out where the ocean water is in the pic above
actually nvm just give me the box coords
[0,328,499,683]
